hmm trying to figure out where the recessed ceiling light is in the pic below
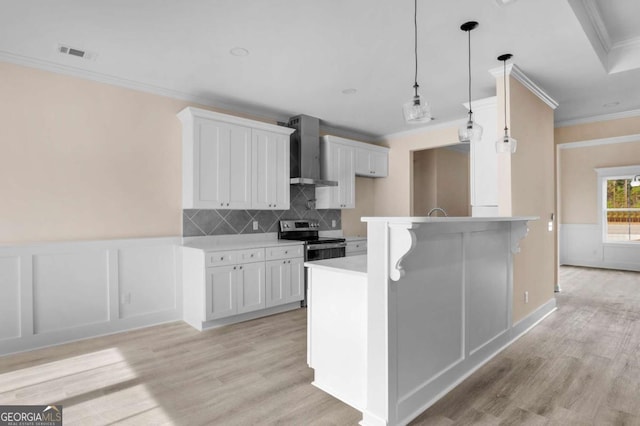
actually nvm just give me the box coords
[602,101,620,108]
[494,0,518,5]
[229,47,249,57]
[341,88,357,95]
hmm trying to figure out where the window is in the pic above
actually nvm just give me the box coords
[604,177,640,242]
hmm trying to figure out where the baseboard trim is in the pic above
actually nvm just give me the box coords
[198,303,303,330]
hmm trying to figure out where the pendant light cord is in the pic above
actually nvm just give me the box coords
[503,59,508,132]
[468,29,472,117]
[413,0,418,96]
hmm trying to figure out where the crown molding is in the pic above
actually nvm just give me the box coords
[463,96,497,111]
[555,108,640,128]
[378,118,466,143]
[558,133,640,150]
[0,50,373,142]
[582,0,612,52]
[489,63,558,110]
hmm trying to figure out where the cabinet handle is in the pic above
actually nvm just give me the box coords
[250,254,254,257]
[233,266,237,270]
[226,203,229,206]
[283,260,286,264]
[239,266,243,270]
[220,203,224,207]
[288,260,291,264]
[284,251,288,254]
[220,256,224,260]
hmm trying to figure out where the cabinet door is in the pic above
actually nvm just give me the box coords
[355,148,371,176]
[197,120,251,209]
[316,142,355,209]
[237,262,266,314]
[227,125,252,209]
[288,258,304,303]
[338,144,355,208]
[206,265,237,320]
[266,259,290,308]
[370,151,388,177]
[252,130,290,210]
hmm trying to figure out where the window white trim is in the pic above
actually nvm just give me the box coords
[595,165,640,244]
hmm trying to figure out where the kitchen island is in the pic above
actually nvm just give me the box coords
[305,216,555,426]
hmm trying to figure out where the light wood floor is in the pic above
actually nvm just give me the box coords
[1,266,639,425]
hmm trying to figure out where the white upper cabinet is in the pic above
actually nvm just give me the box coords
[178,107,294,210]
[316,136,355,209]
[252,129,290,210]
[355,145,389,177]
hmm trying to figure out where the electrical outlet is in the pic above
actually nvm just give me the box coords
[121,292,131,305]
[331,219,336,228]
[548,221,553,232]
[524,291,529,304]
[253,220,258,231]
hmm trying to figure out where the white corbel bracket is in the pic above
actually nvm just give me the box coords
[511,221,530,254]
[388,223,419,281]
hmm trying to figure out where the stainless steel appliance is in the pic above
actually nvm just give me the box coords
[278,219,346,306]
[287,115,338,187]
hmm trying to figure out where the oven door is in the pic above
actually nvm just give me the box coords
[306,242,347,261]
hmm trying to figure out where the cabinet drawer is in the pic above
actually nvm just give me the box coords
[206,248,264,267]
[265,244,304,260]
[346,240,367,255]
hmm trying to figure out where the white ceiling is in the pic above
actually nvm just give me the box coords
[1,0,640,139]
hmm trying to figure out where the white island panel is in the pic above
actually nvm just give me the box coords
[306,216,557,426]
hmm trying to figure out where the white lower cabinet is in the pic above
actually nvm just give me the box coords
[183,242,304,330]
[206,261,265,320]
[266,257,304,308]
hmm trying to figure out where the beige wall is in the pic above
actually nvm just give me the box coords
[374,126,459,217]
[436,148,470,217]
[559,141,640,224]
[556,117,640,225]
[412,149,437,216]
[555,116,640,144]
[0,61,263,244]
[412,148,469,217]
[508,78,556,322]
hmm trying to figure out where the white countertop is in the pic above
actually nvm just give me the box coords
[305,255,367,276]
[345,236,367,242]
[182,234,303,252]
[361,216,538,223]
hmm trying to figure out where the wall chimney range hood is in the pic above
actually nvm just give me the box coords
[287,115,338,187]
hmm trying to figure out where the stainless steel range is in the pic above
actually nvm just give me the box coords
[278,219,346,306]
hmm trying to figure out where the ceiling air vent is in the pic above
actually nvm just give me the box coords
[57,44,96,60]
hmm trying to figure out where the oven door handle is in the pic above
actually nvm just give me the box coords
[306,242,347,251]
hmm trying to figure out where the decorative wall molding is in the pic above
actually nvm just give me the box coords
[0,236,182,356]
[387,223,418,281]
[555,108,640,128]
[489,64,559,110]
[510,222,530,254]
[558,133,640,149]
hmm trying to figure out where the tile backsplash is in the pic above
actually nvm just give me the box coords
[183,186,341,237]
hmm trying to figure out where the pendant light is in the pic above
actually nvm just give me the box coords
[495,53,517,154]
[403,0,432,123]
[458,21,482,144]
[631,175,640,187]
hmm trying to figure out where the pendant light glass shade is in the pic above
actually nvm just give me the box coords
[403,90,432,123]
[631,175,640,187]
[495,53,517,154]
[459,21,482,144]
[496,131,517,153]
[459,116,483,143]
[404,0,432,124]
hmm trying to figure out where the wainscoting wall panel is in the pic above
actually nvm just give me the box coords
[560,224,640,271]
[0,256,21,340]
[0,237,182,356]
[33,251,110,334]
